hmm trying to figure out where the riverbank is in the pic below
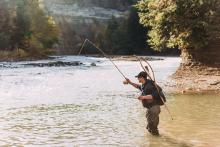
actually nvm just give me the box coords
[0,49,53,62]
[172,65,220,94]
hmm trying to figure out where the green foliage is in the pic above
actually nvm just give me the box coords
[0,0,12,49]
[126,8,149,52]
[0,0,59,56]
[98,8,148,55]
[127,0,139,4]
[136,0,220,51]
[104,16,119,53]
[0,33,10,49]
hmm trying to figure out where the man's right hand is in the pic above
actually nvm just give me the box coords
[123,78,131,85]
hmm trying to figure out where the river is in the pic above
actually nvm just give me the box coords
[0,56,219,147]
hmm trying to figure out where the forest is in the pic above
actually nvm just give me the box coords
[0,0,58,60]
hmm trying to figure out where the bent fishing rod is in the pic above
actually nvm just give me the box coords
[78,39,174,120]
[78,39,144,100]
[78,39,127,79]
[134,55,174,120]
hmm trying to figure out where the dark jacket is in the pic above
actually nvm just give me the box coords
[139,79,162,108]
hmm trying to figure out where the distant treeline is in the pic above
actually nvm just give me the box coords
[78,8,180,55]
[97,8,150,55]
[0,0,180,59]
[0,0,58,59]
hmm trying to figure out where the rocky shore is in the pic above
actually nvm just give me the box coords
[87,55,165,61]
[111,56,164,61]
[171,65,220,94]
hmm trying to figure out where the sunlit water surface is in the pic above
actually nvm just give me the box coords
[0,56,219,147]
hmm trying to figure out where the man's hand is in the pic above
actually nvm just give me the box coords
[123,78,131,85]
[138,96,145,100]
[123,78,140,89]
[138,95,153,100]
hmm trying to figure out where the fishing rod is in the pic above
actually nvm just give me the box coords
[78,39,127,79]
[78,39,140,100]
[134,55,174,120]
[78,39,174,119]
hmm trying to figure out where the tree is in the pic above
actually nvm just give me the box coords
[104,16,120,54]
[12,0,31,50]
[58,17,82,54]
[0,0,12,50]
[125,7,148,54]
[136,0,220,66]
[27,0,59,53]
[0,0,59,57]
[100,8,150,55]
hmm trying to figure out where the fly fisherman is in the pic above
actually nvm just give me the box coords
[123,71,165,136]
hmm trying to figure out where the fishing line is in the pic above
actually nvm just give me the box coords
[78,39,127,79]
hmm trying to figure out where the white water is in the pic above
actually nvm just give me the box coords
[0,56,219,147]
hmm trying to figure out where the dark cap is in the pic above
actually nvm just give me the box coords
[135,71,148,78]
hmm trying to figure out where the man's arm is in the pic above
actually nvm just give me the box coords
[123,78,141,89]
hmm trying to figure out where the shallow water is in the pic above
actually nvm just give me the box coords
[0,56,219,147]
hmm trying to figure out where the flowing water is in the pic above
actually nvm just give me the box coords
[0,56,219,147]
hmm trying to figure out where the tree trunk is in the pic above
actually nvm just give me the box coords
[176,42,220,76]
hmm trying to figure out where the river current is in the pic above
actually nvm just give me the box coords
[0,56,219,147]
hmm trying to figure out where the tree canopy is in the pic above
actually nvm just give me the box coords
[97,8,149,55]
[136,0,220,51]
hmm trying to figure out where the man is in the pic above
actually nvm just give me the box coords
[123,71,163,136]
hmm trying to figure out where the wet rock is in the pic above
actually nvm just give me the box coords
[0,64,19,69]
[24,61,83,67]
[91,63,96,66]
[145,57,164,61]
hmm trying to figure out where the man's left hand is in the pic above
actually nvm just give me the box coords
[138,96,145,100]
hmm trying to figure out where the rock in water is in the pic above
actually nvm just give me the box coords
[91,63,96,66]
[24,61,83,67]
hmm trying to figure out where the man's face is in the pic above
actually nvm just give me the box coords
[138,77,145,84]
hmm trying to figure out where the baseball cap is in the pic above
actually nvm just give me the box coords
[135,71,148,78]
